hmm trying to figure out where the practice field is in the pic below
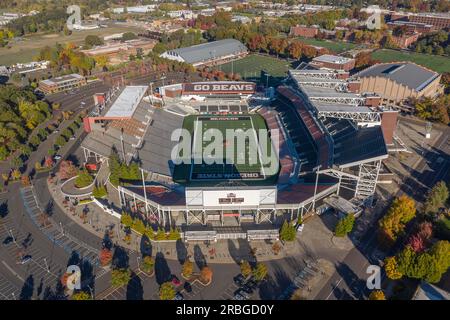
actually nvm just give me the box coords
[219,54,291,83]
[0,23,144,66]
[295,37,357,53]
[371,49,450,73]
[173,114,279,184]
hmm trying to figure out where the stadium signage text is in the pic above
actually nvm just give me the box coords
[218,193,245,204]
[184,82,256,94]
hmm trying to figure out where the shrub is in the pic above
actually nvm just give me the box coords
[155,228,166,240]
[74,170,93,188]
[140,256,155,274]
[111,268,131,287]
[145,227,155,240]
[200,266,213,284]
[384,256,403,280]
[369,290,386,300]
[92,184,107,198]
[159,282,175,300]
[182,260,193,278]
[71,291,91,300]
[167,228,181,240]
[120,213,133,228]
[132,218,146,234]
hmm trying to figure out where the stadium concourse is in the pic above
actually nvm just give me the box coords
[79,66,398,242]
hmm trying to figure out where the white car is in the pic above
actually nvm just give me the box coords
[53,155,62,160]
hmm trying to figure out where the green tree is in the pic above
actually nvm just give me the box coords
[182,260,194,278]
[74,170,93,188]
[111,268,131,287]
[159,282,175,300]
[335,213,355,237]
[122,32,138,42]
[280,220,296,241]
[253,263,268,281]
[10,156,23,169]
[84,35,104,49]
[92,184,107,198]
[140,256,155,274]
[120,213,133,228]
[424,181,449,215]
[55,135,67,147]
[71,291,91,300]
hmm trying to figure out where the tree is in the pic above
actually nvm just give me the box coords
[55,135,67,147]
[384,256,403,280]
[71,291,91,300]
[92,184,107,198]
[74,170,93,188]
[120,213,133,228]
[280,220,296,241]
[159,282,175,300]
[379,196,416,247]
[84,35,103,49]
[240,260,252,278]
[408,234,425,253]
[99,248,112,266]
[140,256,155,274]
[122,32,138,42]
[253,263,268,281]
[10,156,23,169]
[168,228,181,240]
[424,181,448,215]
[334,213,355,237]
[200,266,213,284]
[426,240,450,283]
[182,260,194,278]
[369,290,386,300]
[132,218,146,234]
[11,169,21,180]
[111,268,131,287]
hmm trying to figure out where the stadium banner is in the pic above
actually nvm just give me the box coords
[203,190,261,207]
[183,82,256,95]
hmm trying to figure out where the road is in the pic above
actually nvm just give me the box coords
[315,117,450,300]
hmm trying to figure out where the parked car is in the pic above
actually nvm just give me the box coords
[53,155,62,160]
[233,274,246,286]
[183,282,192,293]
[69,136,76,140]
[20,255,32,265]
[174,292,184,300]
[2,236,14,246]
[237,289,251,299]
[246,280,258,290]
[233,293,245,300]
[241,285,254,294]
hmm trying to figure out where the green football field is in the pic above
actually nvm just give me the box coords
[371,49,450,73]
[173,114,278,183]
[218,54,292,85]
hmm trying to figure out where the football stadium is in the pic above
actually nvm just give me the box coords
[81,61,399,242]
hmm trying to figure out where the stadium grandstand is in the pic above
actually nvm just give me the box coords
[80,70,398,241]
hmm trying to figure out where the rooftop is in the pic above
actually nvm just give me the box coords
[104,86,148,118]
[312,54,354,65]
[40,73,84,86]
[356,62,439,91]
[165,39,247,64]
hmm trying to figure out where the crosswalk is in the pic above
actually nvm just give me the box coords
[217,282,240,300]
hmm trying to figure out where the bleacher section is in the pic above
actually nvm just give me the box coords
[277,86,332,171]
[138,106,185,176]
[257,107,296,184]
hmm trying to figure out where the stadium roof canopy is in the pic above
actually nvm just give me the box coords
[356,62,439,92]
[104,86,147,118]
[165,39,247,64]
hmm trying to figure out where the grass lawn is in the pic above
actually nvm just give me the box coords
[0,24,144,66]
[218,54,292,85]
[295,37,357,53]
[371,49,450,74]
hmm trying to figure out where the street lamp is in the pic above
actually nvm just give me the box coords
[312,165,322,211]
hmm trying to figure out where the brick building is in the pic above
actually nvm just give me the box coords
[38,74,87,94]
[310,54,355,72]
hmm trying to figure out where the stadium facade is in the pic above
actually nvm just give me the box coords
[80,67,398,241]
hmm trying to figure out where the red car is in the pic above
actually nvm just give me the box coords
[171,276,181,287]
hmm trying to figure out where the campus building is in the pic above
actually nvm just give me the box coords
[79,73,397,242]
[356,62,443,106]
[38,73,87,94]
[289,25,319,38]
[310,54,356,72]
[390,12,450,30]
[160,39,248,67]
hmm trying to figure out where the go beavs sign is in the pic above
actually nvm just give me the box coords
[183,82,256,94]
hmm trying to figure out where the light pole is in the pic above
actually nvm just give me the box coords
[265,73,270,88]
[312,165,322,211]
[43,258,50,273]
